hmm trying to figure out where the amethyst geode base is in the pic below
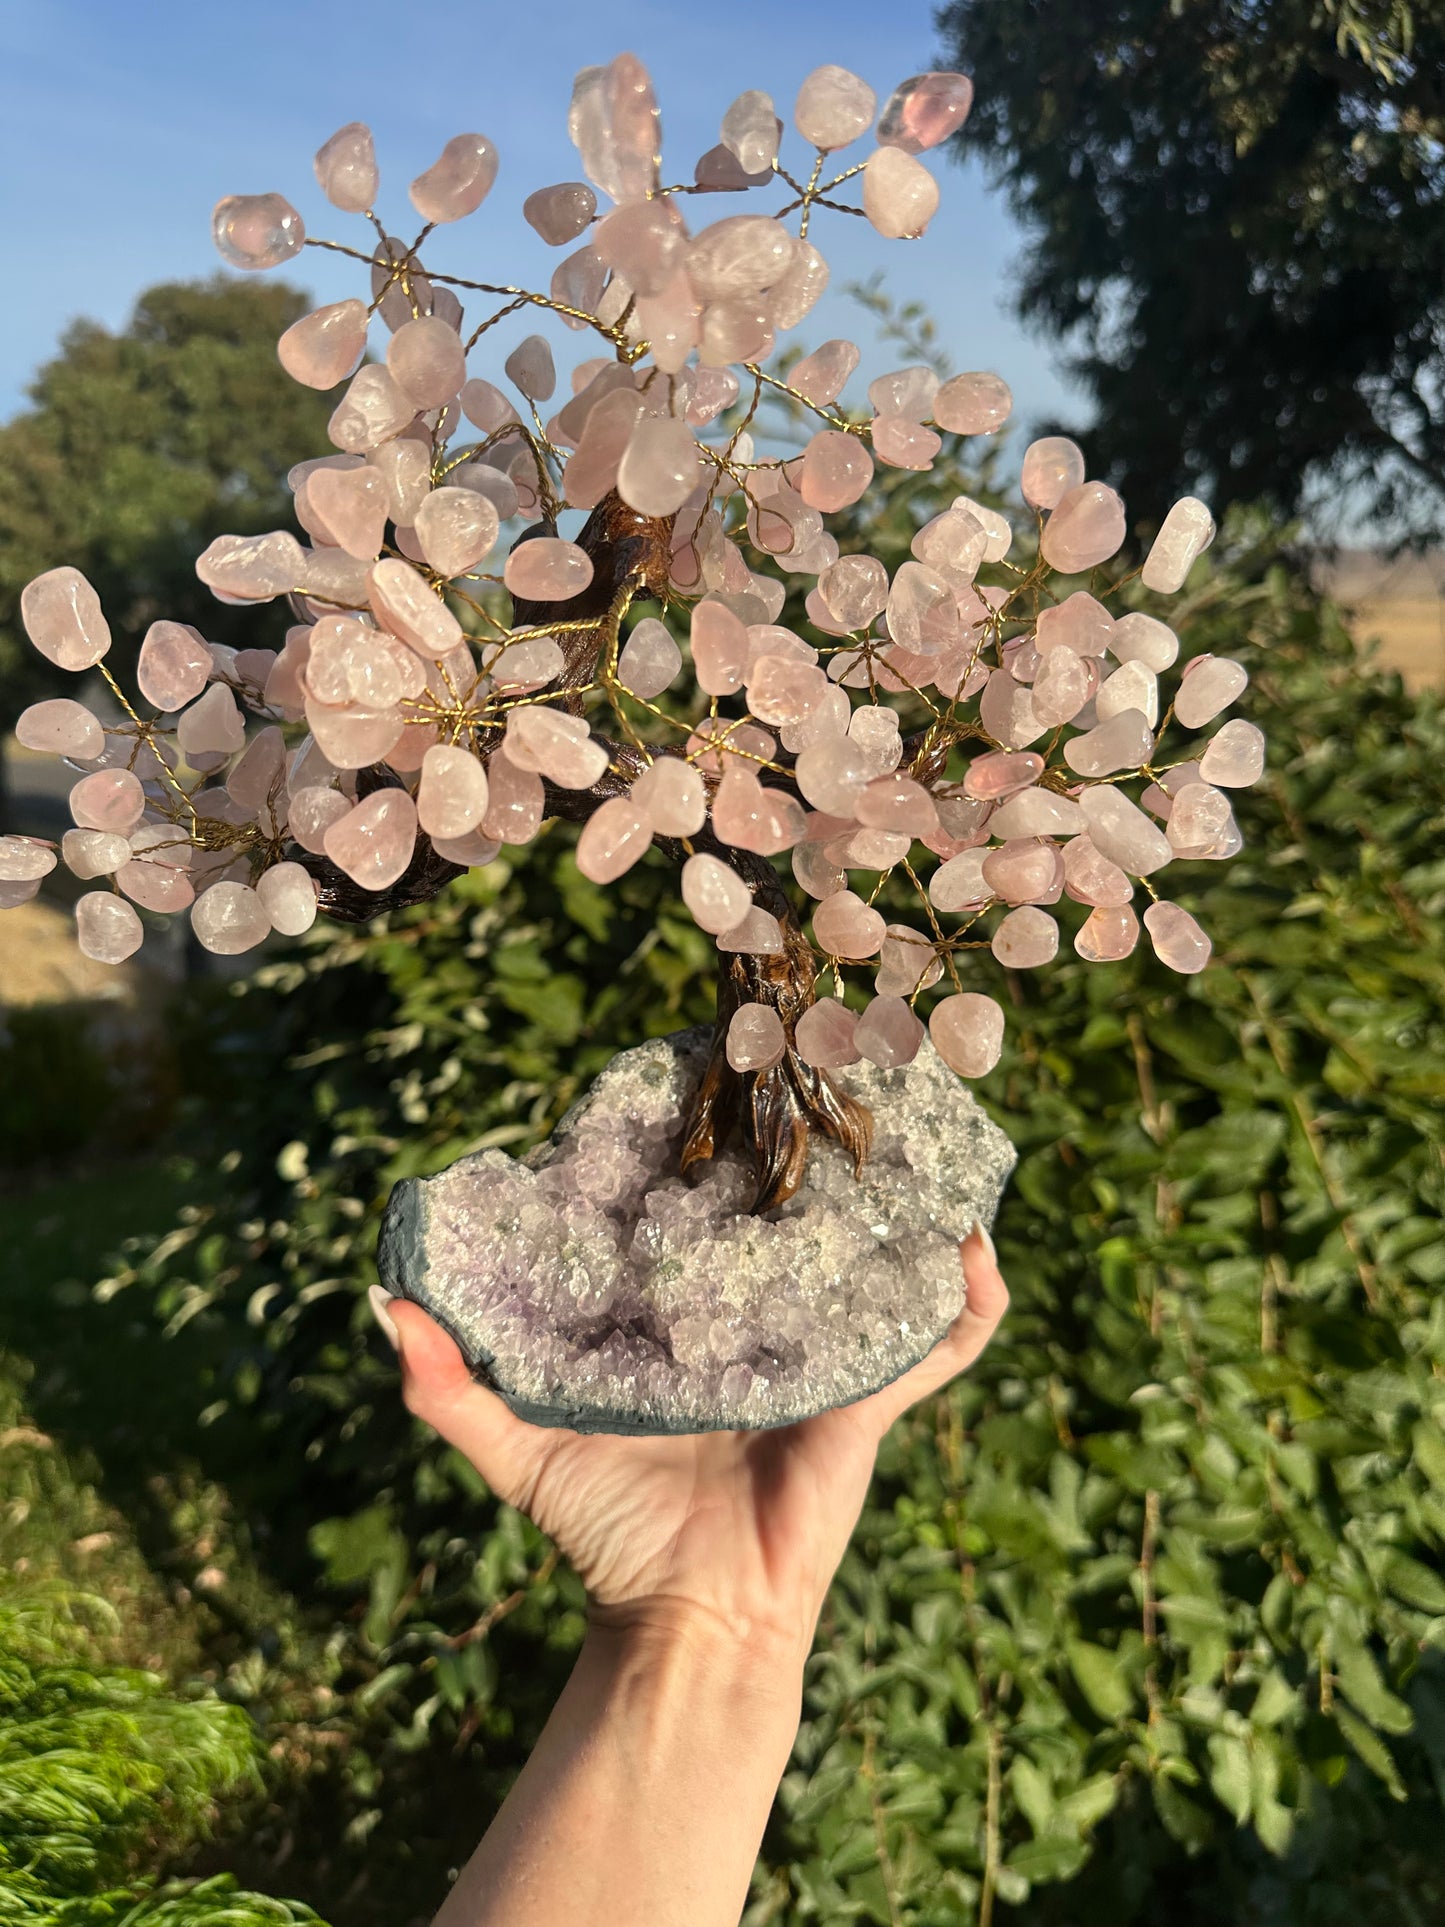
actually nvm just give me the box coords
[377,1027,1015,1436]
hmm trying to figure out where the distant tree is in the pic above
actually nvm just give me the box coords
[936,0,1445,541]
[0,277,335,730]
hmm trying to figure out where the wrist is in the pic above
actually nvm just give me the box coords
[588,1596,813,1673]
[585,1597,811,1713]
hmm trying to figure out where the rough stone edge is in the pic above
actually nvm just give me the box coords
[375,1034,1017,1437]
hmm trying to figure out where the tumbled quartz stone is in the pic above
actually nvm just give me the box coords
[190,880,269,954]
[1040,482,1126,574]
[418,744,489,838]
[855,995,925,1068]
[1064,708,1154,777]
[71,768,144,832]
[1144,900,1212,974]
[799,430,873,511]
[813,889,886,959]
[1199,718,1265,787]
[717,907,785,955]
[794,65,877,151]
[1097,660,1159,728]
[773,246,831,334]
[415,487,499,577]
[1063,834,1133,907]
[197,530,305,601]
[863,147,940,239]
[795,997,860,1067]
[17,697,104,760]
[278,300,369,390]
[76,892,144,964]
[256,861,319,936]
[0,836,57,882]
[315,122,378,213]
[721,89,780,174]
[378,1027,1016,1435]
[694,141,772,190]
[929,992,1004,1077]
[1142,496,1215,594]
[570,54,659,206]
[1076,903,1140,962]
[388,316,467,409]
[632,755,705,836]
[726,1002,786,1071]
[21,567,111,671]
[63,829,131,878]
[819,553,888,629]
[212,193,304,271]
[329,366,416,453]
[524,182,598,245]
[878,72,974,153]
[790,338,860,406]
[1110,612,1179,672]
[932,371,1011,435]
[410,134,498,223]
[596,200,687,300]
[681,852,750,934]
[991,905,1059,968]
[617,617,681,697]
[1175,655,1248,729]
[576,798,652,882]
[618,417,702,517]
[1021,436,1085,511]
[504,537,594,601]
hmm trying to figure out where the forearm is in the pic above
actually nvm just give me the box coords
[434,1614,807,1927]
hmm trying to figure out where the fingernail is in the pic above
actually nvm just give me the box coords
[368,1284,400,1348]
[970,1221,997,1268]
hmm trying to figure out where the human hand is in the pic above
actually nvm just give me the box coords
[376,1225,1007,1665]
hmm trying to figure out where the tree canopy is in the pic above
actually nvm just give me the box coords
[936,0,1445,541]
[0,277,335,728]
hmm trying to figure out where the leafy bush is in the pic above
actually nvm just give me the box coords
[0,1008,120,1168]
[34,494,1445,1922]
[0,1577,320,1926]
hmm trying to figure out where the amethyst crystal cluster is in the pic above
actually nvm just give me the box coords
[378,1027,1015,1434]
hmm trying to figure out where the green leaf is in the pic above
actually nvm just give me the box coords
[1385,1552,1445,1615]
[1411,1418,1445,1490]
[1058,1772,1120,1833]
[1010,1754,1054,1835]
[1334,1708,1407,1800]
[1207,1732,1253,1823]
[308,1505,408,1590]
[1006,1836,1089,1882]
[1334,1641,1414,1735]
[1153,1774,1215,1851]
[1066,1640,1133,1721]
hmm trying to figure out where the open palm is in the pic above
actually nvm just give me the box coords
[384,1226,1007,1657]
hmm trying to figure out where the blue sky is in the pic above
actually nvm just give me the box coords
[0,0,1083,444]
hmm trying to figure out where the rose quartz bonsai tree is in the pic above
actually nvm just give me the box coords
[4,54,1261,1232]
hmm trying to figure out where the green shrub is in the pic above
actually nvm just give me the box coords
[0,1009,120,1170]
[0,1578,321,1926]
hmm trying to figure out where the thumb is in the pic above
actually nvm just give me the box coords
[383,1295,558,1506]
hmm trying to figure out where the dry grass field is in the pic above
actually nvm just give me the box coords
[1313,549,1445,692]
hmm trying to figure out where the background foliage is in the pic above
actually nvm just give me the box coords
[0,278,333,736]
[936,0,1445,540]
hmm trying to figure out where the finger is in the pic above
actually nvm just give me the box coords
[849,1223,1009,1440]
[387,1297,559,1506]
